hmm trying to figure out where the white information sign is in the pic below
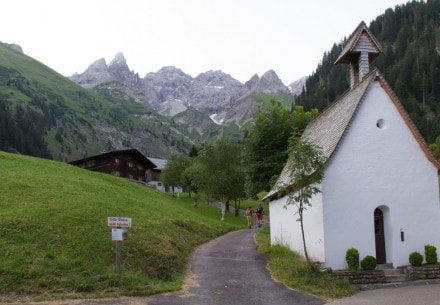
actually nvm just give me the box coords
[107,217,132,228]
[112,228,124,241]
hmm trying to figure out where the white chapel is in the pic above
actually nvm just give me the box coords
[264,21,440,270]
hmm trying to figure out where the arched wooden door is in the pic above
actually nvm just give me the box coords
[374,208,386,264]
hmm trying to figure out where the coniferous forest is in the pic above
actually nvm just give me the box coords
[297,0,440,145]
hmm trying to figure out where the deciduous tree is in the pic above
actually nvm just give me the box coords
[160,153,191,195]
[197,137,245,220]
[284,136,325,263]
[243,99,318,198]
[182,159,203,207]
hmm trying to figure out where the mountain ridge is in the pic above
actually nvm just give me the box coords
[69,53,298,127]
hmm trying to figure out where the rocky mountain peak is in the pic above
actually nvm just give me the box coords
[152,66,191,81]
[261,70,281,82]
[108,52,128,68]
[69,58,113,88]
[88,58,108,72]
[70,52,140,88]
[244,74,260,90]
[288,76,307,96]
[5,43,23,54]
[244,70,288,95]
[195,70,242,87]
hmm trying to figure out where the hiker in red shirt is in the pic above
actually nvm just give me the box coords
[256,203,264,227]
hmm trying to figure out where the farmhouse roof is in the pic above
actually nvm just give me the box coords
[263,69,440,201]
[147,157,167,170]
[69,148,156,168]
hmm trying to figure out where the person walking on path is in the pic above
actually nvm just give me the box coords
[256,203,264,227]
[245,206,254,228]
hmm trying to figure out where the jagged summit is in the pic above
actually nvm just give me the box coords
[146,66,191,81]
[108,52,127,67]
[243,70,288,95]
[70,52,140,88]
[288,76,307,96]
[88,58,108,72]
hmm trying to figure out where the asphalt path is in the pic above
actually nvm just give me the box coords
[146,228,324,305]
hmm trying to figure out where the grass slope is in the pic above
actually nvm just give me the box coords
[256,228,357,300]
[0,151,243,302]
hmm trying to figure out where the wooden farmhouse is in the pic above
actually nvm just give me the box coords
[69,148,157,184]
[264,22,440,270]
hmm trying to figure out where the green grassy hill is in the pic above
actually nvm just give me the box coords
[0,151,243,302]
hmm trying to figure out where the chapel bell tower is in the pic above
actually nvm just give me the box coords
[335,21,383,88]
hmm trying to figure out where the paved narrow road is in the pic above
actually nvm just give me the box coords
[146,228,324,305]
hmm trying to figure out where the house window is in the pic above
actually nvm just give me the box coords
[115,158,120,164]
[376,119,385,129]
[86,160,95,167]
[128,162,134,168]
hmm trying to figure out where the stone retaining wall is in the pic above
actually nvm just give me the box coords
[331,265,440,284]
[331,270,386,284]
[406,265,440,280]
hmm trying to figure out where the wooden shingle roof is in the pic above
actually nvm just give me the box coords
[335,21,383,65]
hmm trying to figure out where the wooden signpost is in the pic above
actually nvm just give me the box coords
[108,217,131,273]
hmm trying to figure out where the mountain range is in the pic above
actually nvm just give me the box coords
[70,52,297,127]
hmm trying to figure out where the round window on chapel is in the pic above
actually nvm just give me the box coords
[376,119,385,129]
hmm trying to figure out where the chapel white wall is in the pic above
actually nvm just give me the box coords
[322,81,440,269]
[269,190,325,262]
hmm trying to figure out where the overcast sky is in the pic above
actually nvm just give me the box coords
[1,0,409,85]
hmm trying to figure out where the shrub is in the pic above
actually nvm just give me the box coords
[345,248,359,270]
[424,245,438,265]
[360,255,377,270]
[409,252,423,266]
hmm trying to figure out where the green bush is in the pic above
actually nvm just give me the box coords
[360,255,377,270]
[409,252,423,266]
[425,245,438,265]
[345,248,359,270]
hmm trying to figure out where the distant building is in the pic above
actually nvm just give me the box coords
[146,157,183,193]
[69,149,183,193]
[69,149,156,184]
[145,157,167,192]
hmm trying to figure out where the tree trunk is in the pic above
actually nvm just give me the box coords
[234,199,241,216]
[299,203,310,263]
[193,191,198,208]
